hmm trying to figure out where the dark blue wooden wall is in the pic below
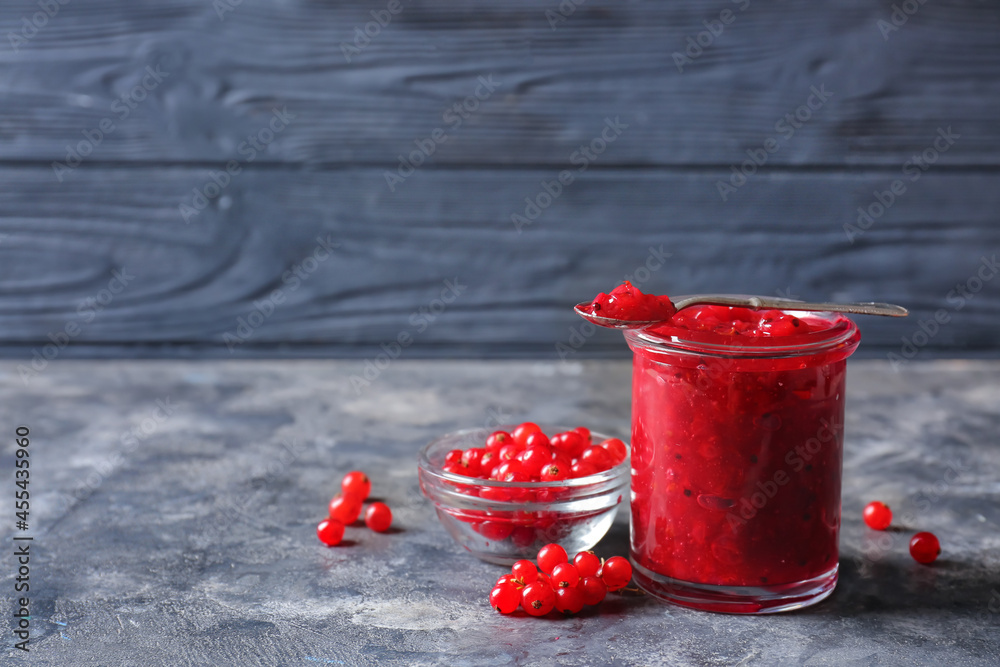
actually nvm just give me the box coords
[2,0,998,360]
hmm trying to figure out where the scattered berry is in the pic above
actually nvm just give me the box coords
[341,471,371,501]
[316,519,345,546]
[863,501,892,531]
[490,582,522,614]
[521,581,556,616]
[329,494,363,524]
[364,502,393,532]
[909,532,941,564]
[537,543,568,575]
[600,556,633,591]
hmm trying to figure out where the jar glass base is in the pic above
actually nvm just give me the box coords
[632,560,838,614]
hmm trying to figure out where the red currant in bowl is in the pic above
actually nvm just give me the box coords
[417,424,630,565]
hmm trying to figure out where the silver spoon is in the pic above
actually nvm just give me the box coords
[574,294,909,329]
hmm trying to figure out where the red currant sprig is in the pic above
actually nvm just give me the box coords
[488,543,634,616]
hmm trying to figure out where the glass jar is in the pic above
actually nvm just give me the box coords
[624,311,860,613]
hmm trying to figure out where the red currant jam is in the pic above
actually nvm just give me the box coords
[583,281,676,321]
[624,304,860,613]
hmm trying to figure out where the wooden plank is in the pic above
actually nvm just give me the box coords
[0,166,997,356]
[1,0,998,166]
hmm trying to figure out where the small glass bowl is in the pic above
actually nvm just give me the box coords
[418,425,630,565]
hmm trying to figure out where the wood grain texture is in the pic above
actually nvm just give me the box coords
[1,165,997,356]
[1,0,998,166]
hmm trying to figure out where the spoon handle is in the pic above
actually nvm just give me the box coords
[672,295,909,318]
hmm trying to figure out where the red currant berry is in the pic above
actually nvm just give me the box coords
[569,461,598,479]
[445,449,464,466]
[485,431,512,451]
[512,559,538,585]
[490,582,522,614]
[572,426,591,444]
[580,446,613,471]
[863,501,892,531]
[578,576,608,605]
[554,586,585,615]
[364,502,392,532]
[909,531,941,564]
[550,431,584,458]
[600,556,633,591]
[551,562,581,589]
[536,572,553,589]
[478,486,511,502]
[460,448,484,476]
[599,438,628,465]
[441,463,462,476]
[524,431,551,449]
[495,460,526,479]
[573,551,601,579]
[536,543,568,575]
[512,422,543,447]
[498,443,522,463]
[342,470,372,501]
[520,581,556,616]
[329,494,362,524]
[517,445,553,478]
[539,462,569,482]
[316,519,345,546]
[479,450,498,473]
[496,573,520,588]
[478,520,514,541]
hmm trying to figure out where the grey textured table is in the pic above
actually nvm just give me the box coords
[1,359,998,666]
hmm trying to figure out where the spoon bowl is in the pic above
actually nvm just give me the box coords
[574,294,908,330]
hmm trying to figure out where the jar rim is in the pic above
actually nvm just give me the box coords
[624,310,860,359]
